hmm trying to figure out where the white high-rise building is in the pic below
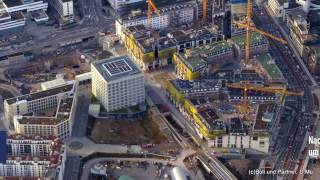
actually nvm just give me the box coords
[47,0,74,23]
[91,56,145,112]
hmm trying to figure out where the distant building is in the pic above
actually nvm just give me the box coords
[91,56,145,112]
[107,0,143,10]
[47,0,74,24]
[115,1,195,34]
[267,0,302,21]
[4,82,77,140]
[0,0,49,34]
[0,134,66,179]
[230,0,247,36]
[307,45,320,75]
[1,0,48,13]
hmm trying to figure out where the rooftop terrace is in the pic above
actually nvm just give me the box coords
[17,97,73,125]
[176,52,207,72]
[191,41,232,59]
[232,32,268,48]
[256,53,283,80]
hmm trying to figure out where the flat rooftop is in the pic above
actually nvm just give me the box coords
[256,53,283,80]
[170,79,221,93]
[189,41,232,61]
[92,56,142,81]
[176,52,207,72]
[3,0,43,7]
[16,97,73,125]
[232,32,268,48]
[118,0,193,21]
[198,108,225,131]
[229,118,246,134]
[254,103,275,131]
[5,83,74,105]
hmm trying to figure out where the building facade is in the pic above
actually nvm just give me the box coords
[47,0,74,24]
[91,56,145,112]
[115,1,195,37]
[0,134,65,179]
[4,82,77,140]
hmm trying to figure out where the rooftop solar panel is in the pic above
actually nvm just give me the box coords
[103,59,133,76]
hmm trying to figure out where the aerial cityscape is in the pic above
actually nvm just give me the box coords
[0,0,320,179]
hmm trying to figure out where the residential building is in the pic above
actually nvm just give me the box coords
[307,45,320,75]
[167,79,222,107]
[1,0,48,13]
[91,56,145,112]
[254,53,286,83]
[6,134,58,157]
[268,0,290,18]
[47,0,74,24]
[231,32,269,61]
[209,117,270,153]
[267,0,302,21]
[166,79,272,153]
[107,0,143,10]
[173,40,233,80]
[0,11,25,35]
[121,24,223,71]
[287,10,310,56]
[0,0,48,34]
[0,134,66,179]
[174,49,208,80]
[115,1,195,36]
[4,82,77,140]
[182,98,226,139]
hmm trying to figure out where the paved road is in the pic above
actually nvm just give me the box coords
[0,0,115,57]
[145,71,237,179]
[252,3,315,180]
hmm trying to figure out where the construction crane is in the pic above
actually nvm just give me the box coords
[225,82,304,115]
[203,0,207,22]
[234,0,288,65]
[146,0,161,27]
[229,0,290,117]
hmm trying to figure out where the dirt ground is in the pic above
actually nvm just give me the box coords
[90,112,167,145]
[153,72,173,89]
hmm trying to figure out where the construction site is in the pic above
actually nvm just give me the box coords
[108,0,307,157]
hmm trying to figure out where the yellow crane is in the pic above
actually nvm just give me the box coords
[230,0,294,118]
[234,0,288,65]
[146,0,161,27]
[203,0,207,22]
[225,82,304,116]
